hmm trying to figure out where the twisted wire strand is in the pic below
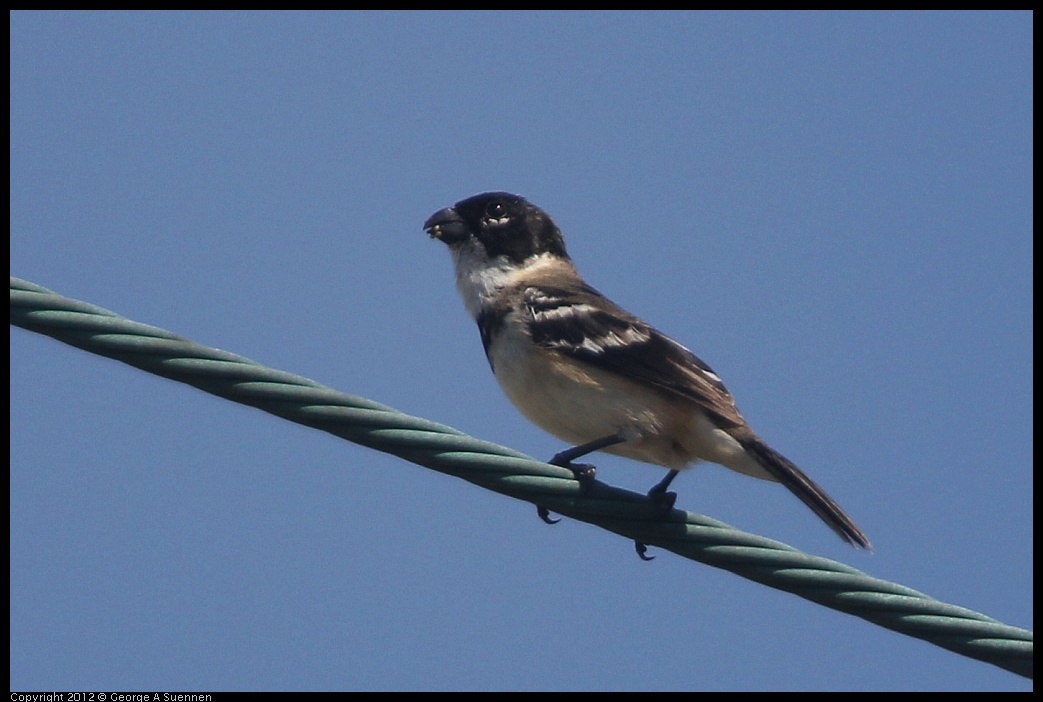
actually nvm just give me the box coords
[10,276,1032,680]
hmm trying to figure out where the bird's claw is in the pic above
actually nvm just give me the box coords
[537,505,560,524]
[635,541,655,561]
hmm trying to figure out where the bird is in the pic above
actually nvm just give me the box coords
[425,191,870,554]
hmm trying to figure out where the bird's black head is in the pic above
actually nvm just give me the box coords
[424,191,569,264]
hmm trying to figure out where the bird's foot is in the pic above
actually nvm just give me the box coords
[549,453,598,483]
[537,453,599,525]
[646,485,678,515]
[548,451,598,494]
[635,478,679,560]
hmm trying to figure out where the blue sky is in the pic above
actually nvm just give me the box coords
[10,11,1032,692]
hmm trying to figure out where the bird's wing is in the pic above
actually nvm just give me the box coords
[522,283,748,431]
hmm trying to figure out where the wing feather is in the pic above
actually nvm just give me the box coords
[522,284,747,430]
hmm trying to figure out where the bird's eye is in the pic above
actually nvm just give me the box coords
[486,202,508,221]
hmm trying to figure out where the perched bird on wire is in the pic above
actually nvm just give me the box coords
[426,192,870,556]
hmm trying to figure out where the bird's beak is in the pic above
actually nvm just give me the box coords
[424,206,468,243]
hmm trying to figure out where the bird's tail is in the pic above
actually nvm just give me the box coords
[737,434,872,550]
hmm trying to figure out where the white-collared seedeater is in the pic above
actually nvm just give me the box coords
[426,191,870,551]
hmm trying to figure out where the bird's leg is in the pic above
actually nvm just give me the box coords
[549,432,628,476]
[537,432,627,525]
[634,469,681,561]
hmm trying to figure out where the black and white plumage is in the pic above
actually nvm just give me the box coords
[425,191,870,549]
